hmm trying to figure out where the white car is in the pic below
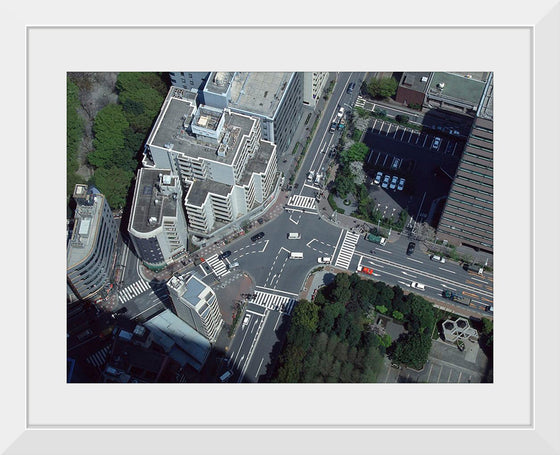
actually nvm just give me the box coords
[397,178,405,191]
[242,314,251,327]
[430,255,446,263]
[431,137,441,150]
[410,282,425,291]
[381,175,390,189]
[317,257,332,264]
[374,171,383,185]
[389,176,398,190]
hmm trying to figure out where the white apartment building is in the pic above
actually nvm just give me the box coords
[143,87,278,236]
[303,72,329,108]
[167,273,224,343]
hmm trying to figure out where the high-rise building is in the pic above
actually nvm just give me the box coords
[167,273,223,343]
[67,185,118,301]
[436,74,494,253]
[143,86,278,236]
[302,72,329,108]
[169,72,210,93]
[203,71,303,156]
[128,168,189,270]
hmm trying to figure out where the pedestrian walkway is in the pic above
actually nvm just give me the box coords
[286,194,317,211]
[118,279,151,304]
[252,291,297,315]
[334,230,361,270]
[86,345,111,370]
[204,253,230,278]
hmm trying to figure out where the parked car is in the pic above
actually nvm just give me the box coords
[406,242,416,255]
[397,178,405,191]
[374,171,383,185]
[430,254,446,263]
[381,175,390,189]
[431,137,441,150]
[389,176,398,190]
[251,232,265,242]
[218,250,231,260]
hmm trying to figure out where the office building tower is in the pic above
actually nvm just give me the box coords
[67,185,118,301]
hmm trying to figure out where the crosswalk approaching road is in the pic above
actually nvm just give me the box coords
[118,279,151,304]
[334,230,361,270]
[86,345,111,369]
[287,195,317,211]
[204,254,230,278]
[252,291,297,315]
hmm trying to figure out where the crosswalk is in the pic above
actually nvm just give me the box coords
[287,195,317,210]
[86,345,111,369]
[334,231,361,269]
[204,254,230,278]
[252,291,297,315]
[118,279,151,303]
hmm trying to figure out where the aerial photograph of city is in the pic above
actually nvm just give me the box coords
[66,71,494,384]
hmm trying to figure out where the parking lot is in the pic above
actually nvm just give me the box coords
[363,119,463,227]
[370,119,463,157]
[381,339,489,383]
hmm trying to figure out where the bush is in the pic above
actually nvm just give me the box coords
[351,129,362,142]
[395,114,409,124]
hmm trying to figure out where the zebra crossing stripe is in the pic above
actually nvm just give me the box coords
[334,231,360,269]
[252,291,297,315]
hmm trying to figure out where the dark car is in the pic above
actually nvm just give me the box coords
[257,218,264,225]
[251,232,265,242]
[347,82,356,94]
[111,307,128,319]
[406,242,416,255]
[218,250,232,260]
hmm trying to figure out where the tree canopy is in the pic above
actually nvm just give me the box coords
[367,77,398,99]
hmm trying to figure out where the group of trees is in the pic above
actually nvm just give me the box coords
[67,72,169,211]
[88,73,168,209]
[366,77,398,99]
[67,79,86,202]
[272,272,437,382]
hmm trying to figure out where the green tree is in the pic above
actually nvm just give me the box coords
[378,333,392,348]
[67,78,85,199]
[89,104,130,169]
[392,310,404,321]
[375,305,388,314]
[91,167,134,209]
[291,299,320,333]
[340,142,369,164]
[334,171,355,199]
[367,77,398,99]
[391,332,432,370]
[407,294,436,334]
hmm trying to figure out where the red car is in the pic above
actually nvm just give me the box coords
[358,266,374,275]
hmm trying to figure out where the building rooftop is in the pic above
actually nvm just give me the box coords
[185,179,232,207]
[67,186,107,269]
[477,73,494,120]
[427,72,486,109]
[144,309,211,372]
[240,140,276,186]
[229,72,293,118]
[129,169,179,234]
[204,72,235,95]
[150,97,256,166]
[398,72,432,93]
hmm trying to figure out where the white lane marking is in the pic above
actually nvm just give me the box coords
[407,257,423,264]
[259,240,269,253]
[402,271,417,278]
[438,267,456,274]
[468,276,488,283]
[441,284,457,291]
[398,281,411,287]
[422,135,428,147]
[368,261,383,267]
[374,248,392,254]
[246,309,266,316]
[256,357,265,379]
[273,311,283,330]
[255,285,299,297]
[131,302,160,319]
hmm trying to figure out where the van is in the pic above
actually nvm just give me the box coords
[287,233,301,240]
[219,370,233,382]
[289,252,304,259]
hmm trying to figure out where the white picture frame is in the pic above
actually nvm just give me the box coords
[4,1,560,453]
